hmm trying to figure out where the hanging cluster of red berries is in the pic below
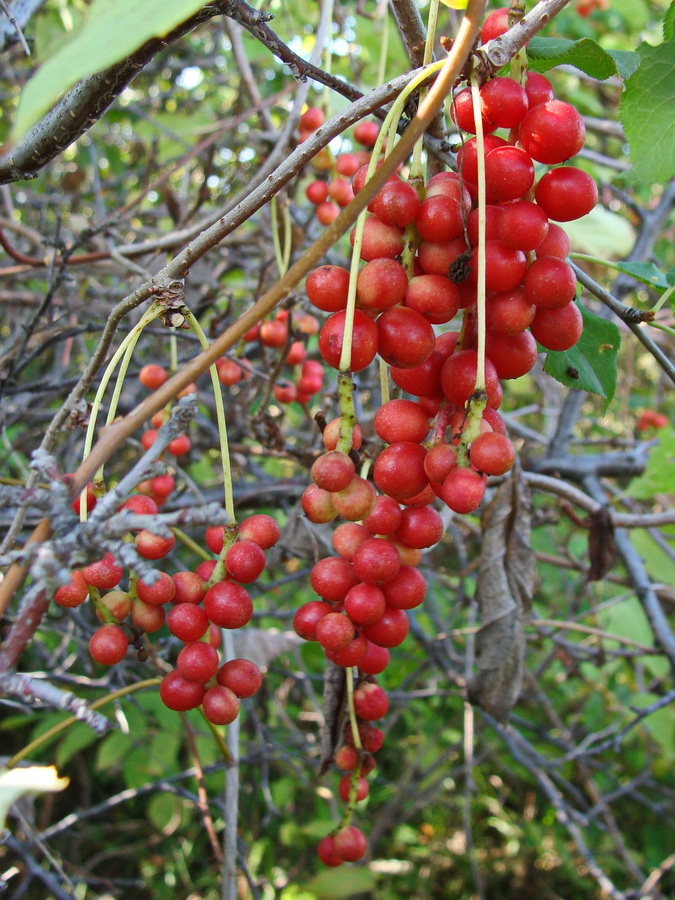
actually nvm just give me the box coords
[293,8,599,866]
[56,507,279,725]
[300,105,381,227]
[218,307,325,406]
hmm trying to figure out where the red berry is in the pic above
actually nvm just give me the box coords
[216,658,262,698]
[160,670,206,711]
[177,641,220,684]
[139,364,168,390]
[89,624,128,666]
[167,603,209,642]
[202,685,240,725]
[225,541,266,584]
[203,581,254,629]
[333,825,368,862]
[54,570,89,608]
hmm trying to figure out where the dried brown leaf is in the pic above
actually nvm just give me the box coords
[587,507,616,581]
[318,661,347,775]
[467,469,535,723]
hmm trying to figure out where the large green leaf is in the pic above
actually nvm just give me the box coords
[527,37,640,80]
[620,36,675,185]
[12,0,207,141]
[627,429,675,499]
[303,867,377,899]
[543,303,620,409]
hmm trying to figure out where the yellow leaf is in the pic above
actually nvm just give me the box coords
[440,0,469,8]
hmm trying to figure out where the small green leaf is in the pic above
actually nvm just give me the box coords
[147,793,183,832]
[627,429,675,500]
[543,303,620,409]
[664,2,675,41]
[609,261,670,291]
[12,0,208,141]
[620,37,675,185]
[527,37,640,80]
[303,867,377,899]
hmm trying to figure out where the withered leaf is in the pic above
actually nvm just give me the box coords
[587,507,616,581]
[318,661,347,775]
[467,468,535,724]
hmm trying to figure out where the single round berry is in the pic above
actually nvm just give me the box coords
[217,658,262,698]
[202,685,240,725]
[160,670,206,711]
[89,624,128,666]
[469,432,516,476]
[203,582,254,629]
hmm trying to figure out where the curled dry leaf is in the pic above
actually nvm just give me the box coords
[232,628,302,670]
[318,661,347,775]
[467,468,535,724]
[587,506,616,582]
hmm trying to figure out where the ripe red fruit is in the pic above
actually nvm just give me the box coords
[534,167,598,222]
[529,302,584,351]
[373,441,429,502]
[89,624,128,666]
[390,348,446,397]
[332,522,371,560]
[450,86,497,135]
[525,257,578,310]
[334,825,368,862]
[519,100,586,164]
[356,258,408,311]
[358,641,390,674]
[121,494,159,517]
[293,599,333,641]
[481,6,509,42]
[536,223,571,259]
[415,194,464,244]
[374,399,430,445]
[217,358,243,387]
[225,541,266,584]
[315,612,356,652]
[301,483,338,523]
[160,670,206,711]
[135,529,175,560]
[373,179,420,227]
[311,450,355,493]
[306,179,328,204]
[306,265,350,312]
[377,306,436,369]
[525,72,555,107]
[352,216,404,261]
[202,685,240,725]
[135,570,176,606]
[484,145,535,203]
[405,274,460,325]
[395,506,443,549]
[354,120,379,147]
[81,552,123,591]
[331,476,377,521]
[237,514,280,550]
[362,607,409,647]
[362,495,402,536]
[139,364,168,390]
[484,328,538,380]
[318,309,379,372]
[317,835,344,867]
[456,134,507,184]
[352,537,401,586]
[498,201,549,252]
[54,570,89,608]
[440,350,500,409]
[310,556,359,603]
[203,582,254,629]
[468,241,528,293]
[469,432,516,476]
[72,482,96,516]
[479,76,528,127]
[172,571,207,606]
[131,597,166,632]
[217,658,262,698]
[381,565,426,610]
[488,287,536,335]
[167,603,209,642]
[441,467,486,514]
[344,583,387,625]
[353,681,389,720]
[300,106,324,131]
[177,641,220,684]
[316,201,340,225]
[338,775,369,803]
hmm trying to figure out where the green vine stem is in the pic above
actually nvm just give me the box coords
[345,667,363,752]
[5,677,162,769]
[270,195,292,278]
[184,309,235,523]
[79,303,163,521]
[409,0,442,182]
[469,71,487,397]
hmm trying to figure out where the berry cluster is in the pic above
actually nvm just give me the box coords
[300,106,381,227]
[293,10,599,865]
[219,307,325,407]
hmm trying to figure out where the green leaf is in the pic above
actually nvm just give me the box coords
[55,723,99,769]
[605,261,670,292]
[527,37,640,80]
[627,429,675,499]
[543,303,620,409]
[147,793,183,831]
[12,0,207,141]
[620,37,675,185]
[664,2,675,41]
[563,206,635,261]
[303,867,377,899]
